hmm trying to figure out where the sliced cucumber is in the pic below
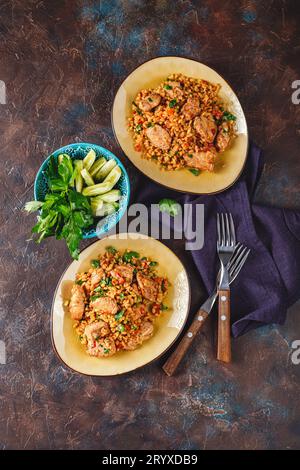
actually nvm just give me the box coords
[74,160,83,193]
[91,198,104,217]
[91,190,121,204]
[83,149,96,171]
[94,202,119,217]
[82,181,115,196]
[90,157,106,177]
[103,165,122,185]
[81,168,95,186]
[95,159,116,181]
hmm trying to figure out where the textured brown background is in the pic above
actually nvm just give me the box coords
[0,0,300,450]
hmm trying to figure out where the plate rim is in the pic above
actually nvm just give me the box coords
[111,55,249,195]
[50,233,192,376]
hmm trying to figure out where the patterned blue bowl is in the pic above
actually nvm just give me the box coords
[34,142,130,239]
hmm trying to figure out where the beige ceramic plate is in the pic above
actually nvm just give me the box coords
[112,56,248,194]
[51,233,191,376]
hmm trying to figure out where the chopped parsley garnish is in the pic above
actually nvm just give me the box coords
[118,324,125,332]
[149,261,158,267]
[164,84,172,90]
[148,97,153,102]
[90,294,101,302]
[106,246,117,255]
[103,348,110,354]
[75,279,84,285]
[91,259,100,268]
[132,101,142,115]
[135,124,142,133]
[93,286,104,295]
[222,111,236,122]
[159,198,180,217]
[131,325,138,330]
[123,251,140,262]
[115,310,124,321]
[147,122,154,127]
[169,99,177,108]
[119,293,125,300]
[189,168,200,176]
[161,304,168,311]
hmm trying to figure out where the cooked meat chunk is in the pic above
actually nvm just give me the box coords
[87,336,116,358]
[182,97,200,120]
[85,321,110,342]
[184,148,217,172]
[90,268,104,286]
[146,125,171,151]
[111,264,134,284]
[124,321,154,351]
[194,114,217,143]
[136,272,158,302]
[139,93,161,112]
[69,284,85,320]
[131,304,146,322]
[216,122,232,152]
[164,81,183,98]
[139,321,154,341]
[91,296,118,315]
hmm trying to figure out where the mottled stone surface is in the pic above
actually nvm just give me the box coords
[0,0,300,450]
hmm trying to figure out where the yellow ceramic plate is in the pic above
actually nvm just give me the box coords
[112,56,248,194]
[51,233,191,376]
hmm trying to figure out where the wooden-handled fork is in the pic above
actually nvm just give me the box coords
[162,242,249,376]
[216,213,236,363]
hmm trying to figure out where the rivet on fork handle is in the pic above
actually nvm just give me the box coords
[217,289,231,363]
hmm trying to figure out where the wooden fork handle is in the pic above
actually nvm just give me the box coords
[217,289,231,363]
[162,309,209,376]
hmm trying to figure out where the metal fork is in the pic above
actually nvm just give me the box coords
[201,242,250,314]
[163,243,249,376]
[217,213,236,363]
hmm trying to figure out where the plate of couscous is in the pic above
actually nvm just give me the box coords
[51,233,191,376]
[112,56,248,194]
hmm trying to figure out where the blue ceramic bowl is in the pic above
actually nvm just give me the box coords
[34,142,130,239]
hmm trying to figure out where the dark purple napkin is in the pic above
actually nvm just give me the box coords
[135,143,300,337]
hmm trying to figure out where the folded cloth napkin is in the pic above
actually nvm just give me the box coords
[134,143,300,337]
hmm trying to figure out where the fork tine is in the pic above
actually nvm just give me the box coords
[217,213,221,246]
[225,213,230,246]
[228,242,242,269]
[230,248,250,281]
[229,213,236,246]
[221,213,225,246]
[229,246,247,276]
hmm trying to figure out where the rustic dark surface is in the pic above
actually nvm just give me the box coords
[0,0,300,450]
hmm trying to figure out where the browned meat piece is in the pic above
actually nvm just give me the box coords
[111,264,134,284]
[139,93,161,112]
[194,114,217,143]
[184,148,217,172]
[87,336,116,358]
[131,304,146,322]
[85,321,110,342]
[181,97,200,120]
[164,81,183,98]
[136,272,158,302]
[90,268,104,286]
[215,122,232,152]
[91,296,118,315]
[139,321,154,341]
[123,321,154,351]
[69,284,85,320]
[146,125,171,151]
